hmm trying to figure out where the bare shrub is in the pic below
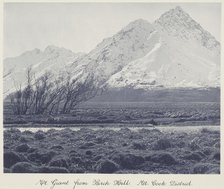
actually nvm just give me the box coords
[8,68,99,115]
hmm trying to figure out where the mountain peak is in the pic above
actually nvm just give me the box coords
[44,45,78,55]
[174,6,183,11]
[155,6,192,26]
[122,18,151,30]
[129,18,150,25]
[154,6,220,52]
[19,48,41,57]
[44,45,60,53]
[164,6,186,16]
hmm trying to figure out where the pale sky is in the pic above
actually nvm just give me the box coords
[4,3,221,58]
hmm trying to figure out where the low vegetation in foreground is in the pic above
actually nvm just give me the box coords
[4,127,220,174]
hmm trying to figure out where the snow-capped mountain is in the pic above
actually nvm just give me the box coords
[70,19,159,85]
[154,6,220,54]
[104,6,220,89]
[4,46,84,96]
[4,6,220,97]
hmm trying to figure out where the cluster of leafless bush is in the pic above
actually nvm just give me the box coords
[8,67,99,115]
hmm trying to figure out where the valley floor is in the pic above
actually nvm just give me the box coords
[4,102,220,126]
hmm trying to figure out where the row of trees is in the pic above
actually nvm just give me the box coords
[9,68,99,115]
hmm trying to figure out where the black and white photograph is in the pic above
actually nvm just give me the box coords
[2,2,221,176]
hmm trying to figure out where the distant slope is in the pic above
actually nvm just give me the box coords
[4,46,84,96]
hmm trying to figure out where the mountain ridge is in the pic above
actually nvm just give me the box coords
[105,7,220,89]
[4,6,220,97]
[4,46,85,96]
[154,6,220,53]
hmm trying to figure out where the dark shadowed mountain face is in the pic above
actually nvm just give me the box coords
[90,88,220,103]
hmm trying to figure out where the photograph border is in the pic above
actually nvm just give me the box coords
[0,0,223,188]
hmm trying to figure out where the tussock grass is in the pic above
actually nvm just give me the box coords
[4,127,220,174]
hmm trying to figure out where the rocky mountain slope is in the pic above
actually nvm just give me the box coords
[105,7,220,89]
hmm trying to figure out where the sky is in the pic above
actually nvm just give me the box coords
[4,3,221,58]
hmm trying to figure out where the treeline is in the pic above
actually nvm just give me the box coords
[8,67,99,115]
